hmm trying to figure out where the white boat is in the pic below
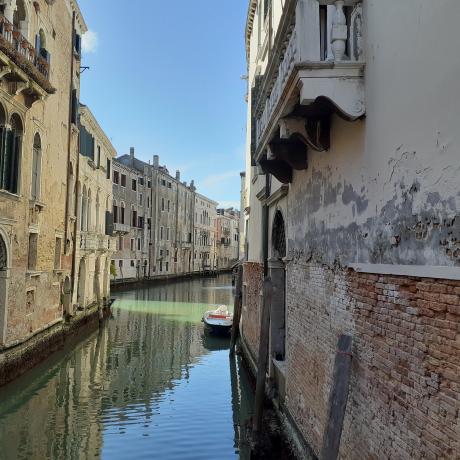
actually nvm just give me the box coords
[202,305,233,335]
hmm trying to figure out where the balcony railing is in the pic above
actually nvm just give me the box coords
[253,0,364,176]
[0,15,55,94]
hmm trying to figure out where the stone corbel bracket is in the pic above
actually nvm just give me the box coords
[279,116,330,152]
[297,64,366,120]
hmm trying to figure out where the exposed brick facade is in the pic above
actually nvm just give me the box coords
[241,262,264,361]
[281,261,460,459]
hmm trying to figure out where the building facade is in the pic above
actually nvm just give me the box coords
[0,0,86,347]
[242,0,460,459]
[215,208,240,270]
[111,149,151,280]
[193,193,217,273]
[111,150,218,281]
[72,105,116,311]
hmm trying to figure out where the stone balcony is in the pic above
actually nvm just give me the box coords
[253,0,364,183]
[113,222,130,234]
[98,235,117,252]
[79,233,98,252]
[0,14,55,105]
[79,233,116,252]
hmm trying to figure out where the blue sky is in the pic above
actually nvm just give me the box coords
[78,0,248,209]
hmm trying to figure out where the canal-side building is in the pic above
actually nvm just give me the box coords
[239,171,247,259]
[215,208,240,270]
[73,105,116,311]
[0,0,86,348]
[150,156,195,278]
[111,149,216,281]
[242,0,460,459]
[193,193,217,273]
[111,149,151,280]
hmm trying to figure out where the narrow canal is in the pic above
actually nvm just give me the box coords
[0,275,255,460]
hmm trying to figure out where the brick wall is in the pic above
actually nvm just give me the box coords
[241,262,264,361]
[280,261,460,459]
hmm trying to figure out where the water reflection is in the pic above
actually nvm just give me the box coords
[0,275,253,460]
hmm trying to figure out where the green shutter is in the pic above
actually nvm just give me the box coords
[2,130,13,192]
[8,133,20,194]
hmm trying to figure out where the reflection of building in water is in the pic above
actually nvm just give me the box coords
[230,354,254,460]
[0,276,249,459]
[104,306,209,414]
[118,276,235,308]
[0,327,110,460]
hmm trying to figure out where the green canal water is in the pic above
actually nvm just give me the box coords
[0,275,254,460]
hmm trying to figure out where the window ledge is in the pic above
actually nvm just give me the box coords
[53,269,64,274]
[29,199,46,210]
[0,190,20,201]
[26,270,42,278]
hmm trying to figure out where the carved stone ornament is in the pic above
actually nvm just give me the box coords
[350,3,364,61]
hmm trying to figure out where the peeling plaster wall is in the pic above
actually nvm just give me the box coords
[288,0,460,270]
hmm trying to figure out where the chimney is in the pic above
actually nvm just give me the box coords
[153,155,159,168]
[176,170,180,181]
[190,180,195,191]
[130,147,135,166]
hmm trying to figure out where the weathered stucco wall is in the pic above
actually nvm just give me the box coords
[288,1,460,270]
[0,0,80,346]
[243,1,460,458]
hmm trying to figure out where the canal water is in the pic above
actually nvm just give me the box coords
[0,275,254,460]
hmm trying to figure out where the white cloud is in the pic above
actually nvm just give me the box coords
[82,30,98,53]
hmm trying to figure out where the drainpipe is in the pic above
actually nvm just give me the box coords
[262,173,270,276]
[65,12,78,315]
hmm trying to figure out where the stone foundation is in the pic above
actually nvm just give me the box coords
[0,304,109,387]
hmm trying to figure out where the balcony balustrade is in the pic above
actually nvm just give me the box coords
[79,233,98,252]
[113,222,130,234]
[98,235,117,252]
[253,0,364,183]
[0,14,55,100]
[79,233,116,252]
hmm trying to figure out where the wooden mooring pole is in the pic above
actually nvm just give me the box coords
[252,277,273,442]
[320,334,353,460]
[230,264,243,356]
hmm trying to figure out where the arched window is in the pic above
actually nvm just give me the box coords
[113,199,118,224]
[31,133,41,200]
[13,0,28,39]
[0,231,8,345]
[81,185,87,231]
[272,210,286,259]
[120,202,125,224]
[87,188,92,231]
[0,234,7,271]
[95,192,100,232]
[34,28,50,77]
[0,113,22,195]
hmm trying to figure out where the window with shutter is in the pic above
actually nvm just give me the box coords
[0,115,22,195]
[71,89,78,125]
[31,133,41,200]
